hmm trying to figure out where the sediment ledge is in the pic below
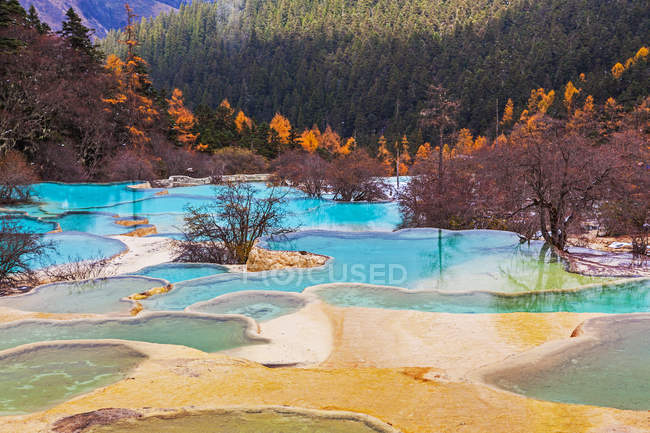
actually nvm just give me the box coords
[246,246,329,272]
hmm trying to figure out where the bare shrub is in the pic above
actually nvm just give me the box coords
[151,138,224,179]
[33,142,90,182]
[213,147,268,175]
[43,256,115,282]
[326,149,388,202]
[0,219,53,293]
[272,149,331,198]
[176,183,294,264]
[102,149,157,181]
[399,156,478,229]
[0,150,37,204]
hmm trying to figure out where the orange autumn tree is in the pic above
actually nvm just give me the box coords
[456,128,474,154]
[500,98,514,128]
[299,127,320,153]
[103,4,158,149]
[527,88,555,114]
[270,113,292,145]
[167,88,198,149]
[397,135,411,175]
[376,135,394,175]
[319,125,342,154]
[612,46,648,79]
[415,142,432,160]
[338,137,356,155]
[235,110,253,133]
[563,81,581,112]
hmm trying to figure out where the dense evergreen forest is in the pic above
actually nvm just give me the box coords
[102,0,649,145]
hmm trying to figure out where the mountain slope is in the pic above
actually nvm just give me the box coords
[19,0,181,37]
[102,0,649,141]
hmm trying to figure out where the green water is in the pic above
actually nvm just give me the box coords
[87,410,398,433]
[0,277,168,314]
[312,279,650,314]
[483,315,650,410]
[0,314,264,353]
[187,292,307,322]
[0,343,145,415]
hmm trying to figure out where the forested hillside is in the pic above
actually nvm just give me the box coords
[102,0,649,144]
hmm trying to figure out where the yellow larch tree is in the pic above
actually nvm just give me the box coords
[270,113,292,145]
[167,88,198,149]
[635,46,648,61]
[235,110,253,133]
[103,5,159,149]
[338,137,356,155]
[319,125,342,154]
[456,128,474,154]
[415,142,432,161]
[611,62,625,79]
[397,135,410,175]
[218,99,234,116]
[563,81,580,113]
[299,128,320,153]
[528,88,555,114]
[500,98,514,128]
[473,136,487,152]
[376,135,394,175]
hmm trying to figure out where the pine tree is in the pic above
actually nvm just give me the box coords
[58,7,101,62]
[26,5,49,34]
[0,0,25,52]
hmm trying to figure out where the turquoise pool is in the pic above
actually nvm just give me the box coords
[143,230,611,311]
[0,313,266,353]
[9,182,400,234]
[0,343,146,415]
[29,232,127,269]
[31,182,156,214]
[482,314,650,410]
[130,263,228,284]
[0,276,168,315]
[54,212,137,236]
[0,214,58,233]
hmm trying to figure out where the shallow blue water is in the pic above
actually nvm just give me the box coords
[4,182,648,318]
[29,232,127,269]
[55,212,136,235]
[131,263,228,284]
[143,230,610,311]
[31,182,155,213]
[0,215,57,233]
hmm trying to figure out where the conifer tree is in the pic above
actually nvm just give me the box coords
[27,5,52,35]
[26,5,49,34]
[0,0,25,52]
[58,8,101,62]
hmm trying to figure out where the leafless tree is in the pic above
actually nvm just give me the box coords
[0,150,37,204]
[0,219,53,292]
[273,149,331,198]
[419,83,460,190]
[325,149,388,201]
[175,183,295,264]
[487,114,620,250]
